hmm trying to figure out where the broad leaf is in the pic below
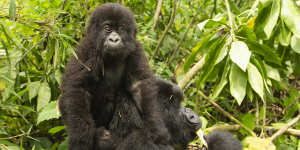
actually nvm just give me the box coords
[229,41,251,71]
[211,57,230,99]
[28,81,40,101]
[281,0,300,37]
[291,35,300,54]
[247,63,265,101]
[264,63,280,81]
[246,40,281,65]
[264,0,280,39]
[37,81,51,111]
[37,101,60,125]
[278,19,291,46]
[229,63,247,105]
[183,32,216,73]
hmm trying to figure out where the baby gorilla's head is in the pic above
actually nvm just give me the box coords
[87,3,137,56]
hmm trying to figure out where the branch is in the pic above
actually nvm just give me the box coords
[152,0,163,30]
[205,124,300,137]
[178,55,206,89]
[197,90,257,136]
[270,114,300,141]
[151,0,178,60]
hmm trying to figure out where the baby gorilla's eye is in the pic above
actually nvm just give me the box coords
[104,24,112,33]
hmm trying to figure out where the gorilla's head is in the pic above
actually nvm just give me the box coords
[131,77,202,148]
[87,3,137,56]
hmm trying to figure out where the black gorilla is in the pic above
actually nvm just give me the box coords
[96,77,242,150]
[59,3,153,150]
[96,77,202,150]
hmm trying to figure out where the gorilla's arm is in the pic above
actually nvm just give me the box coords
[59,56,98,150]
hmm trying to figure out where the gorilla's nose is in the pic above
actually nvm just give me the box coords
[108,33,120,43]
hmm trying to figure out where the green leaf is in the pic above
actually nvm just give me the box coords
[278,19,291,46]
[264,63,280,81]
[28,81,40,101]
[241,113,255,130]
[246,40,281,65]
[184,32,216,73]
[37,81,51,111]
[197,36,227,86]
[291,35,300,54]
[281,0,300,37]
[211,56,230,99]
[9,0,16,20]
[266,0,280,39]
[229,63,247,105]
[229,41,251,71]
[37,101,59,125]
[48,126,65,135]
[247,63,265,101]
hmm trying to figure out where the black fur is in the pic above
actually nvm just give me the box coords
[59,3,152,150]
[96,77,202,150]
[205,131,242,150]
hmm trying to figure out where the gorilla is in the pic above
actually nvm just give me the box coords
[59,3,153,150]
[95,77,242,150]
[95,77,202,150]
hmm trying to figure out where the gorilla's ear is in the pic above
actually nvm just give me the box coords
[129,81,143,113]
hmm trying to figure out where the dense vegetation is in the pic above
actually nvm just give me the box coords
[0,0,299,149]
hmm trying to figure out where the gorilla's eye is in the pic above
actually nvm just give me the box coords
[119,25,125,32]
[104,24,112,33]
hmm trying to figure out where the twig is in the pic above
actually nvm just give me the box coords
[151,0,178,60]
[205,124,300,137]
[178,55,206,89]
[270,114,300,141]
[260,100,267,137]
[0,133,26,140]
[152,0,163,30]
[62,0,68,10]
[197,90,257,136]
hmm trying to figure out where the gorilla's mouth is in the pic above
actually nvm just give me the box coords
[103,42,124,51]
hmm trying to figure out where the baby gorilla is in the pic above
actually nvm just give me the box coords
[95,77,202,150]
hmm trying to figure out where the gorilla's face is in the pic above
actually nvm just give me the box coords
[87,3,137,55]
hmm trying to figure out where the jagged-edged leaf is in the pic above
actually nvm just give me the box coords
[37,101,59,125]
[281,0,300,37]
[28,81,40,101]
[291,35,300,54]
[229,63,247,105]
[37,81,51,111]
[247,63,265,101]
[229,41,251,71]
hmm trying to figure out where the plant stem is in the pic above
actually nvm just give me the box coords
[225,0,236,41]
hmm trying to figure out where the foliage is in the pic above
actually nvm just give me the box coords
[0,0,299,149]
